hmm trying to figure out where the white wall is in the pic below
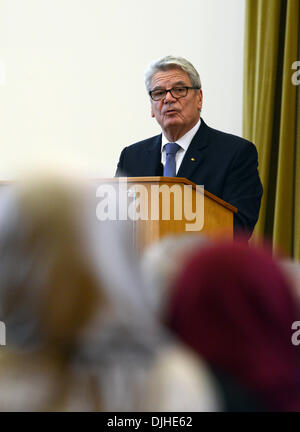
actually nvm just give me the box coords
[0,0,245,179]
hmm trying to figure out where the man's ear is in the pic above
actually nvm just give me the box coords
[197,90,203,112]
[151,104,155,118]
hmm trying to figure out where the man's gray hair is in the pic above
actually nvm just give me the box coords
[145,55,202,92]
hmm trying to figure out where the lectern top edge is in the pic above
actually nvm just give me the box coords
[97,176,237,214]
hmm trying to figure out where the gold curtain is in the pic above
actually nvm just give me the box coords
[243,0,300,259]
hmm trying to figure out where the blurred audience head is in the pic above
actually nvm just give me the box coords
[0,172,103,355]
[166,238,300,411]
[141,233,210,316]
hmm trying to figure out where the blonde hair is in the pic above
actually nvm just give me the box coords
[0,175,104,354]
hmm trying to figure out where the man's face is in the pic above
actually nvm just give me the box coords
[150,68,202,140]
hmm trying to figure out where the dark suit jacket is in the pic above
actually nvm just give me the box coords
[116,119,263,236]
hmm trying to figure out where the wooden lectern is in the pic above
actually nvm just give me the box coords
[97,177,237,253]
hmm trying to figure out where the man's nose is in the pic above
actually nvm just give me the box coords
[164,89,176,103]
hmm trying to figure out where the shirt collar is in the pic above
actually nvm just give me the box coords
[161,118,201,151]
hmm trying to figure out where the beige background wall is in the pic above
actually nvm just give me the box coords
[0,0,245,179]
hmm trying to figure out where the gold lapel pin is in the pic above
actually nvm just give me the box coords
[191,157,196,161]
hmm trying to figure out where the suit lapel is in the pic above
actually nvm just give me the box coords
[177,119,209,180]
[142,120,210,178]
[144,134,163,176]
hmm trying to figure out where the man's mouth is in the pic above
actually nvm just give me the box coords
[165,109,178,115]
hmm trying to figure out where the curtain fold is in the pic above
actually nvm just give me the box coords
[243,0,300,259]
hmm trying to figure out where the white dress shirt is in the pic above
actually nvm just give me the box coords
[161,119,201,174]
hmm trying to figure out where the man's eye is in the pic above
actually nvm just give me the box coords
[174,87,186,93]
[153,90,165,97]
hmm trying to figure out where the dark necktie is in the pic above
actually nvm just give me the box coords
[163,142,181,177]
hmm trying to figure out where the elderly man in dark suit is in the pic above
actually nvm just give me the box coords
[116,55,263,237]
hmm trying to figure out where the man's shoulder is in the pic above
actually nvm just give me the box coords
[116,133,162,177]
[204,121,256,152]
[124,134,161,153]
